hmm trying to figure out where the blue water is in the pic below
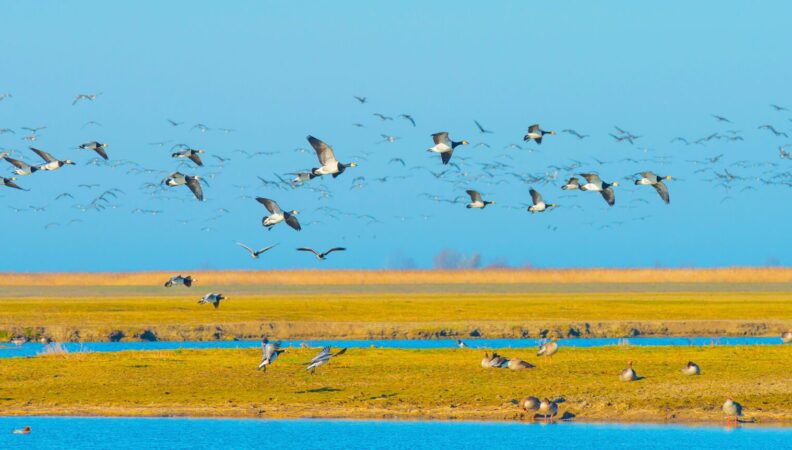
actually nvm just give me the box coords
[0,336,784,358]
[0,417,788,449]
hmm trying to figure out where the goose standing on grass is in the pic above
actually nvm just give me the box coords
[164,274,193,288]
[520,396,541,417]
[172,148,205,166]
[681,361,701,375]
[79,141,109,160]
[258,338,284,372]
[580,173,619,206]
[620,361,638,381]
[198,293,226,309]
[781,331,791,343]
[538,398,559,422]
[4,156,37,176]
[466,190,495,209]
[722,398,744,424]
[528,188,557,213]
[257,197,301,231]
[635,171,672,204]
[561,177,580,190]
[428,132,468,165]
[1,177,26,190]
[508,358,535,370]
[537,337,559,360]
[236,242,278,259]
[297,247,346,260]
[305,346,347,374]
[30,147,75,171]
[523,124,555,144]
[307,135,357,178]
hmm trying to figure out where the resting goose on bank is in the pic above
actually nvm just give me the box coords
[635,171,672,204]
[297,247,346,260]
[198,293,226,309]
[481,352,493,368]
[466,190,495,209]
[782,331,792,343]
[30,147,75,171]
[580,173,619,206]
[428,132,468,165]
[523,124,555,144]
[488,352,510,368]
[528,188,557,213]
[257,197,301,231]
[681,361,701,376]
[79,141,109,160]
[1,177,26,190]
[619,360,638,381]
[164,274,193,288]
[508,358,535,370]
[305,346,348,374]
[307,135,357,178]
[258,338,285,372]
[172,148,205,166]
[236,242,278,259]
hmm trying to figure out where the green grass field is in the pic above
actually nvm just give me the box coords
[1,345,790,424]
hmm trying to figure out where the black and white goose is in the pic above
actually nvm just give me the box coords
[466,190,495,209]
[198,293,226,309]
[681,361,701,376]
[1,177,26,190]
[580,173,619,206]
[428,132,468,165]
[257,197,301,231]
[172,148,205,166]
[305,346,347,374]
[528,188,557,213]
[163,171,203,201]
[523,124,555,144]
[635,171,672,204]
[561,177,580,190]
[236,242,278,259]
[4,156,37,176]
[258,338,285,372]
[307,135,357,178]
[79,141,109,160]
[164,274,193,287]
[781,331,791,344]
[30,147,75,171]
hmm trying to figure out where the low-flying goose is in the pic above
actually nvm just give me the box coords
[305,346,347,374]
[619,361,638,381]
[72,93,100,105]
[466,190,495,209]
[528,188,557,213]
[163,171,202,200]
[198,293,226,309]
[561,177,580,190]
[172,148,205,166]
[781,331,792,343]
[297,247,346,260]
[236,242,278,259]
[164,274,193,287]
[537,337,559,359]
[681,361,701,376]
[635,171,671,204]
[307,135,357,178]
[523,124,555,144]
[163,171,187,187]
[520,396,541,416]
[1,177,26,190]
[722,398,743,424]
[258,338,285,372]
[30,147,75,171]
[580,173,618,206]
[428,132,468,165]
[79,141,109,160]
[508,358,535,370]
[538,398,559,422]
[257,197,301,231]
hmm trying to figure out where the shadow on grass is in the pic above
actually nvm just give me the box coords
[295,387,343,394]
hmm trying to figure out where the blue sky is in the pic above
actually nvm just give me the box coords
[1,1,790,271]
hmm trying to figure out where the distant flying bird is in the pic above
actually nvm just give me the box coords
[353,96,367,104]
[29,147,75,171]
[236,242,278,259]
[711,114,731,123]
[523,124,555,144]
[307,135,357,178]
[635,171,671,204]
[465,189,495,209]
[192,123,210,132]
[172,148,205,166]
[527,188,557,213]
[561,177,580,190]
[167,119,183,126]
[297,247,346,260]
[399,114,416,126]
[373,113,393,121]
[257,197,301,231]
[428,132,468,165]
[79,141,109,160]
[0,93,11,101]
[164,274,194,288]
[561,129,588,139]
[474,120,493,134]
[758,124,788,137]
[198,293,226,309]
[305,346,347,374]
[770,104,788,111]
[258,338,285,372]
[72,93,101,105]
[1,177,26,191]
[580,173,619,206]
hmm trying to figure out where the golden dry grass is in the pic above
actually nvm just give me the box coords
[1,346,790,424]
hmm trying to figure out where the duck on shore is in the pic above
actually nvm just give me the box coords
[681,361,701,375]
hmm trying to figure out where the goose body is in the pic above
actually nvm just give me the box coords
[30,147,75,171]
[79,141,109,160]
[481,352,493,368]
[722,398,743,424]
[781,331,791,343]
[428,132,468,165]
[561,177,580,190]
[236,242,278,259]
[635,171,671,204]
[198,293,226,309]
[305,346,347,374]
[257,197,301,231]
[457,339,467,348]
[466,190,495,209]
[4,156,37,176]
[508,358,535,370]
[163,172,203,200]
[528,188,556,213]
[521,396,541,414]
[307,135,357,178]
[580,173,618,206]
[1,177,26,190]
[681,361,701,376]
[523,124,555,144]
[537,338,559,358]
[297,247,346,260]
[538,398,559,422]
[164,274,193,288]
[488,352,509,368]
[172,148,205,166]
[258,338,285,372]
[620,361,638,381]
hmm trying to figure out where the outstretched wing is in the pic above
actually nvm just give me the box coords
[94,146,109,160]
[236,242,255,255]
[30,147,56,163]
[529,188,543,205]
[324,247,346,256]
[186,176,204,201]
[307,136,338,166]
[440,150,453,165]
[256,197,281,214]
[601,187,616,206]
[297,247,320,256]
[188,153,204,166]
[580,173,602,184]
[466,190,482,203]
[4,157,31,170]
[432,132,450,146]
[256,244,278,255]
[653,181,670,204]
[285,214,301,231]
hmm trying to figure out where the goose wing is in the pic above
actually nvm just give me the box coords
[3,178,25,190]
[466,190,482,202]
[309,346,332,364]
[639,171,657,180]
[601,187,616,206]
[4,157,31,170]
[297,247,321,257]
[188,152,204,166]
[529,188,544,205]
[653,181,670,204]
[256,244,278,255]
[440,150,453,165]
[256,197,282,214]
[185,176,204,201]
[307,136,338,166]
[285,214,301,231]
[30,147,56,163]
[431,132,451,146]
[324,247,346,256]
[93,146,109,160]
[580,173,602,184]
[236,242,256,255]
[528,124,540,133]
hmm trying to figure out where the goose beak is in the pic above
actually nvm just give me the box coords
[461,140,469,145]
[612,181,620,186]
[665,175,673,180]
[350,162,358,167]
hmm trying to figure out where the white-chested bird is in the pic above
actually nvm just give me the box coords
[635,171,672,204]
[30,147,75,172]
[306,135,357,178]
[580,173,618,206]
[172,148,205,166]
[305,346,347,374]
[466,190,495,209]
[257,197,301,231]
[258,337,285,372]
[523,124,555,144]
[428,132,468,165]
[79,141,109,160]
[528,188,557,213]
[198,293,226,309]
[164,274,193,288]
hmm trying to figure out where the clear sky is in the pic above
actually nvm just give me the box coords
[1,1,790,272]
